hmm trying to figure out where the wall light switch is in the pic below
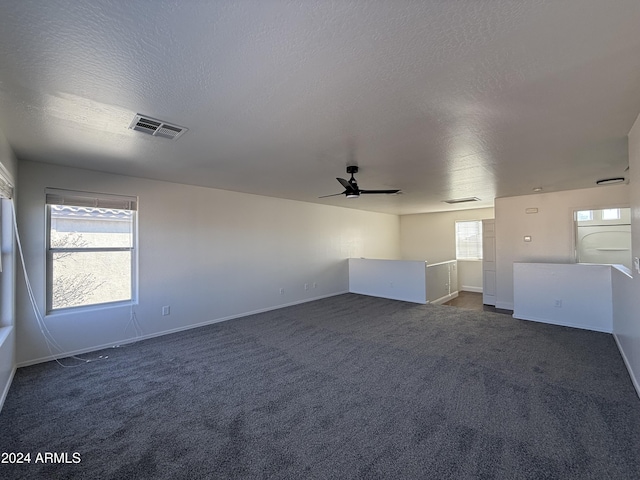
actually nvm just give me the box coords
[524,236,532,242]
[634,257,640,274]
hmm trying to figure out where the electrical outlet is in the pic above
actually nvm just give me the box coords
[162,305,170,316]
[554,300,562,308]
[313,282,317,288]
[279,288,284,295]
[304,283,309,290]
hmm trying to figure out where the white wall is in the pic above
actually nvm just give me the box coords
[613,113,640,396]
[349,258,426,303]
[494,185,629,310]
[457,261,483,293]
[513,263,613,333]
[16,161,400,365]
[0,128,17,409]
[399,207,494,292]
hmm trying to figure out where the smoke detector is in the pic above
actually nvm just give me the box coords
[129,114,187,140]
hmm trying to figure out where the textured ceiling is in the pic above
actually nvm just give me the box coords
[0,0,639,214]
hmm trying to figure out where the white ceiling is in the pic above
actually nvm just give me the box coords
[0,0,639,215]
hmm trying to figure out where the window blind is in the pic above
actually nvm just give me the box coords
[0,164,14,199]
[45,188,137,211]
[455,220,483,260]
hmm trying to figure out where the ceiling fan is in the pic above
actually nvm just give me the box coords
[320,166,401,199]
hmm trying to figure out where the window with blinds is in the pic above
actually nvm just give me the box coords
[46,189,138,311]
[455,220,483,260]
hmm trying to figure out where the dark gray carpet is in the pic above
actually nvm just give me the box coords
[1,293,639,479]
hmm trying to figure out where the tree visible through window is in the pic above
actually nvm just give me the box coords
[46,190,137,311]
[455,220,483,260]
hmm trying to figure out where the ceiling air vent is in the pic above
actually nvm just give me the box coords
[129,114,187,140]
[443,197,481,204]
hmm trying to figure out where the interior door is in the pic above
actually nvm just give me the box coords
[482,219,496,306]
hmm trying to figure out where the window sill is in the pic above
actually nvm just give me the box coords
[0,326,13,348]
[46,300,136,318]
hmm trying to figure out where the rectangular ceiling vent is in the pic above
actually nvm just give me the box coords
[129,114,187,140]
[443,197,481,204]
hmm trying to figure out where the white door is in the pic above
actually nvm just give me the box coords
[482,219,496,306]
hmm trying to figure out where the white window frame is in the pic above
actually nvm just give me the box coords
[45,189,138,313]
[455,220,483,261]
[601,208,621,221]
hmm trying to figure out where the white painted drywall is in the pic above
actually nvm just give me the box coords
[16,161,400,365]
[513,263,612,333]
[457,260,483,292]
[0,128,17,410]
[400,207,495,262]
[399,207,494,292]
[348,258,426,304]
[494,185,629,310]
[613,113,640,397]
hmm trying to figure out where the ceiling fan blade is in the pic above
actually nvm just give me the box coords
[336,177,356,192]
[319,191,347,198]
[359,189,401,195]
[329,170,397,199]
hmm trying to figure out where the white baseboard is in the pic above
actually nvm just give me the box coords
[17,291,349,368]
[513,313,612,334]
[461,286,483,293]
[613,333,640,400]
[429,291,458,305]
[0,366,16,413]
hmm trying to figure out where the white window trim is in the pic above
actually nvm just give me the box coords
[45,189,138,313]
